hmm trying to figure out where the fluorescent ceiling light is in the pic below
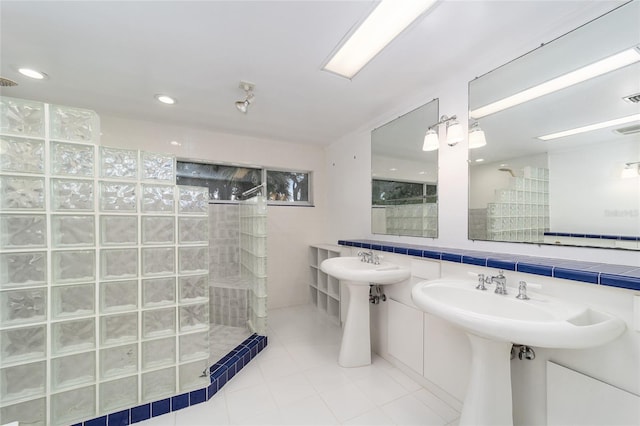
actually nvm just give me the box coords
[537,113,640,140]
[323,0,437,79]
[470,47,640,119]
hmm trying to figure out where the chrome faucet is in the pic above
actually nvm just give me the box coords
[491,270,507,295]
[516,280,530,300]
[357,250,380,264]
[475,273,491,291]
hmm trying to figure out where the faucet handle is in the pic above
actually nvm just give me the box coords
[476,273,488,290]
[516,281,530,300]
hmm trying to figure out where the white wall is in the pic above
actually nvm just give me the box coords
[99,114,328,310]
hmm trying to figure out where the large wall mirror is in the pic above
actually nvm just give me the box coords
[468,1,640,250]
[372,98,439,237]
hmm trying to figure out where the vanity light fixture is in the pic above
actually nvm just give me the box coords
[422,115,462,151]
[537,113,640,140]
[470,47,640,119]
[235,81,255,114]
[155,94,176,105]
[323,0,437,79]
[468,121,487,149]
[621,161,640,179]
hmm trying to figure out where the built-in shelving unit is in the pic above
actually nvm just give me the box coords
[308,244,342,324]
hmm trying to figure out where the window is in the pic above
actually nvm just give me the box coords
[176,161,312,206]
[266,170,310,203]
[372,179,437,205]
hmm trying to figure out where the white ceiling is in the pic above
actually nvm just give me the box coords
[0,0,626,147]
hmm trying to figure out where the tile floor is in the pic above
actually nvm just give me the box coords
[140,304,460,425]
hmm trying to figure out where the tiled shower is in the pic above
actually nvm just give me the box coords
[0,96,267,425]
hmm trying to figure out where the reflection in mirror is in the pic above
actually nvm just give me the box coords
[468,1,640,250]
[372,98,439,237]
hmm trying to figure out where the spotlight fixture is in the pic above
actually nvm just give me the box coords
[155,94,176,105]
[468,121,487,149]
[235,81,255,114]
[422,115,463,151]
[621,161,640,179]
[18,68,47,80]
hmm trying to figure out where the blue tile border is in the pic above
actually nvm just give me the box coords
[545,231,640,242]
[338,239,640,291]
[78,334,268,426]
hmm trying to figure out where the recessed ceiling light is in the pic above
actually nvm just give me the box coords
[170,140,181,146]
[389,168,397,171]
[470,47,640,119]
[475,158,485,162]
[537,113,640,140]
[323,0,437,79]
[18,68,47,80]
[155,94,176,105]
[418,171,426,175]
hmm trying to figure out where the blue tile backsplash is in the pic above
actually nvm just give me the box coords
[77,334,267,426]
[338,239,640,291]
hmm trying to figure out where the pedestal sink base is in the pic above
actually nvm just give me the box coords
[338,283,371,368]
[460,334,513,426]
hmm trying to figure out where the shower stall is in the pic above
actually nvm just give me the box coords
[0,96,267,426]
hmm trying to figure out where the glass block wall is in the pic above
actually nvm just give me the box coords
[239,196,267,335]
[384,203,438,237]
[486,166,550,243]
[0,96,210,425]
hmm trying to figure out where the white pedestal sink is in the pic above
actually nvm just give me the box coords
[321,256,410,367]
[412,279,626,426]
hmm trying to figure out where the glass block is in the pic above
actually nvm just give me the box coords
[52,250,95,284]
[100,146,138,179]
[141,184,174,213]
[142,216,174,245]
[142,307,175,338]
[0,325,46,366]
[100,248,138,280]
[179,359,209,392]
[142,277,175,307]
[0,251,46,288]
[179,275,208,303]
[100,215,137,246]
[52,318,95,355]
[0,97,45,137]
[0,361,45,402]
[100,280,138,313]
[142,367,176,402]
[51,178,94,211]
[100,375,138,414]
[141,151,175,181]
[0,136,44,174]
[178,217,208,244]
[0,397,45,426]
[99,181,137,212]
[51,215,95,247]
[100,313,137,346]
[51,142,95,177]
[142,337,175,370]
[50,105,99,142]
[0,288,46,326]
[142,247,175,276]
[178,185,208,214]
[0,214,46,249]
[179,331,209,362]
[179,246,208,274]
[179,304,208,332]
[51,385,95,426]
[0,175,45,210]
[51,283,95,319]
[51,352,95,391]
[100,343,137,379]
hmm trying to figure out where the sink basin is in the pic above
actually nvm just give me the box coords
[320,256,410,285]
[412,279,625,349]
[411,279,626,425]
